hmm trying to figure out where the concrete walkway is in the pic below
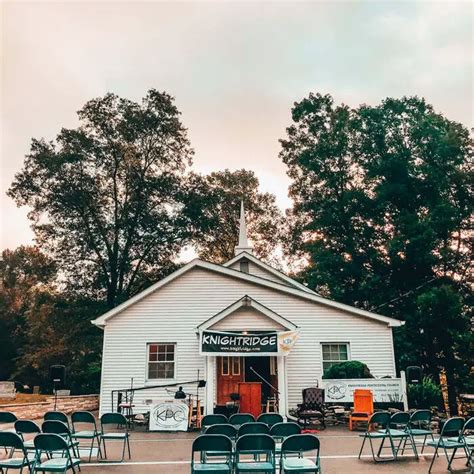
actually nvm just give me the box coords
[76,427,472,473]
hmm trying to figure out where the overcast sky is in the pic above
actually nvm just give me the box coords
[1,0,472,250]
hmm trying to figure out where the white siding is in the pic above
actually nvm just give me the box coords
[228,261,290,286]
[211,307,285,331]
[100,268,396,414]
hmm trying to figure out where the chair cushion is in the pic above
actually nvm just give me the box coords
[282,458,318,471]
[427,438,465,449]
[193,463,230,471]
[102,432,128,439]
[72,430,98,439]
[236,461,275,471]
[35,457,80,470]
[0,457,29,468]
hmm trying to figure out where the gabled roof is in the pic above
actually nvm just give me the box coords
[223,251,317,295]
[196,295,298,331]
[91,258,404,328]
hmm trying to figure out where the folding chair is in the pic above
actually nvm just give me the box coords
[458,417,474,469]
[270,422,301,455]
[191,434,233,473]
[238,422,270,437]
[296,388,326,430]
[0,411,18,454]
[378,412,418,459]
[0,431,33,473]
[15,420,42,451]
[257,413,283,428]
[201,414,228,432]
[205,424,237,439]
[426,416,468,472]
[71,411,102,462]
[43,413,69,429]
[32,433,81,473]
[358,411,396,462]
[349,389,373,431]
[234,434,275,473]
[280,434,321,473]
[41,421,79,458]
[99,413,131,463]
[229,413,255,427]
[402,409,434,455]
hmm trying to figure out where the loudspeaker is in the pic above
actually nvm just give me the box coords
[50,365,66,389]
[406,366,422,384]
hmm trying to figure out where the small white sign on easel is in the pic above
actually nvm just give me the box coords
[149,402,189,431]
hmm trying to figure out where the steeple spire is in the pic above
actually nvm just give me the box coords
[235,200,253,256]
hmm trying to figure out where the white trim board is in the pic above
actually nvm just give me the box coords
[91,259,404,328]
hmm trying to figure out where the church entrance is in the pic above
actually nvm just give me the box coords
[216,356,278,416]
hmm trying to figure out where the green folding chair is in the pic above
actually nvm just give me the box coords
[280,434,321,473]
[257,413,284,428]
[32,433,80,474]
[234,434,275,473]
[270,422,301,456]
[71,411,102,462]
[377,412,418,459]
[41,421,79,458]
[0,411,18,454]
[15,420,42,451]
[238,422,270,437]
[191,434,233,473]
[458,417,474,469]
[229,414,255,428]
[0,431,33,473]
[99,413,131,463]
[43,413,69,430]
[402,409,434,455]
[358,411,396,462]
[201,414,229,433]
[426,416,468,472]
[201,425,237,461]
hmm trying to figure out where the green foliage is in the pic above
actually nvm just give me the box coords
[8,90,195,308]
[280,93,473,413]
[408,377,443,409]
[322,360,374,379]
[187,169,285,265]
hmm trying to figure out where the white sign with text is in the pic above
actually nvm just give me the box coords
[322,378,403,403]
[149,402,189,431]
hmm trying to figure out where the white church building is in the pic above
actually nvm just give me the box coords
[92,203,403,418]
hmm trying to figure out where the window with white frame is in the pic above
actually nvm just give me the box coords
[147,343,176,379]
[322,343,349,372]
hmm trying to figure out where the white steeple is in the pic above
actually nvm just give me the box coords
[235,200,254,256]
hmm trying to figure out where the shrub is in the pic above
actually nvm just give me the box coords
[408,376,443,409]
[322,360,374,379]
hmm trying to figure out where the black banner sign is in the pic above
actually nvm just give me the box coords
[200,330,278,355]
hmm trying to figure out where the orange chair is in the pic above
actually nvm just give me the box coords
[349,389,374,431]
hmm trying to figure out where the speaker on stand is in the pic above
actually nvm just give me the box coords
[50,365,66,411]
[406,366,423,385]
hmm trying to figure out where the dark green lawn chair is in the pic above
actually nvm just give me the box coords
[0,431,33,473]
[280,434,321,473]
[426,416,469,472]
[237,422,270,437]
[0,411,18,454]
[201,415,228,433]
[257,413,283,428]
[270,422,301,456]
[401,409,434,455]
[99,413,130,463]
[32,433,80,474]
[71,411,102,462]
[15,420,42,451]
[358,411,396,462]
[41,421,79,458]
[377,412,418,459]
[191,434,233,473]
[229,414,255,427]
[458,417,474,469]
[205,424,237,440]
[234,434,275,473]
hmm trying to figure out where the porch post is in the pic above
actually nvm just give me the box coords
[277,356,287,417]
[205,356,215,415]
